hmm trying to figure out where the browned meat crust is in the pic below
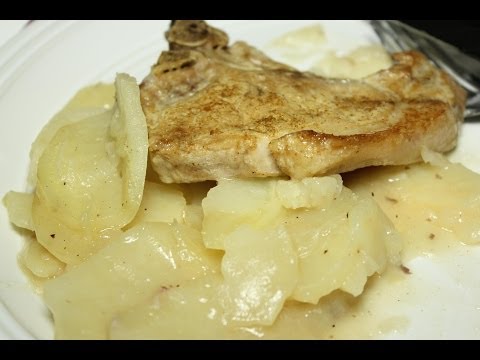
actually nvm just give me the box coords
[140,20,466,183]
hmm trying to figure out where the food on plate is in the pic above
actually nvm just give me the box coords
[345,148,480,259]
[268,24,327,60]
[2,192,34,231]
[266,25,393,79]
[40,173,402,339]
[310,45,393,79]
[2,20,475,339]
[43,222,220,339]
[27,83,116,187]
[203,176,401,308]
[141,20,465,183]
[32,74,147,265]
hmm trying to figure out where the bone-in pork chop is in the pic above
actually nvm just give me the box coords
[140,20,466,183]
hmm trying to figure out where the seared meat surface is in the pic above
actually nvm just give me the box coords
[140,20,466,183]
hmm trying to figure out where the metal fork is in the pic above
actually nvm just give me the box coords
[369,20,480,120]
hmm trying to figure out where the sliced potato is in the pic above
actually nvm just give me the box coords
[2,191,34,231]
[109,275,353,340]
[34,74,148,263]
[32,194,121,264]
[220,225,298,326]
[20,240,65,278]
[202,178,283,249]
[36,112,120,230]
[275,175,342,209]
[108,74,148,224]
[28,83,115,186]
[288,188,401,303]
[109,275,239,340]
[127,181,186,229]
[345,154,480,258]
[62,83,115,111]
[202,176,402,307]
[43,222,221,339]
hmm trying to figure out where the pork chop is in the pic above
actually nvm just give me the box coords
[140,20,466,183]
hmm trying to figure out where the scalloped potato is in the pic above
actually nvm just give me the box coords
[2,191,34,231]
[3,62,477,340]
[20,239,65,279]
[202,176,402,309]
[28,83,115,187]
[32,74,147,264]
[44,222,220,339]
[0,73,408,337]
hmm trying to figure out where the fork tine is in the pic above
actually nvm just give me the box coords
[369,21,404,53]
[385,21,420,52]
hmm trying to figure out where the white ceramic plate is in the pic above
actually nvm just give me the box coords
[1,20,480,340]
